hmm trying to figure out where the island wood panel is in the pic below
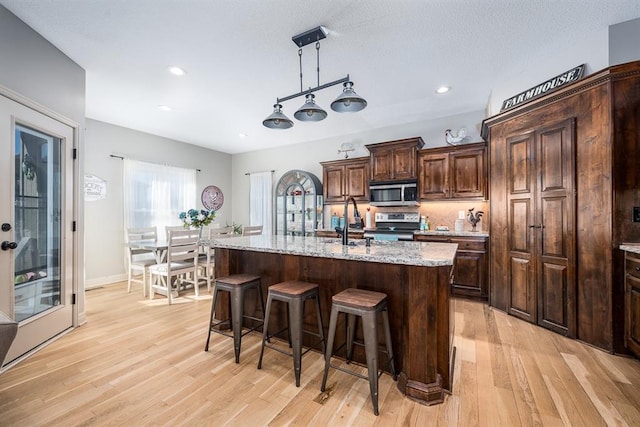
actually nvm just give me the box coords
[214,247,453,405]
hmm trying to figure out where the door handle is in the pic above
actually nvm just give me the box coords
[1,241,17,250]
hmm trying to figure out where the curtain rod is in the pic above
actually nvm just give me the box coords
[110,154,201,172]
[245,170,275,176]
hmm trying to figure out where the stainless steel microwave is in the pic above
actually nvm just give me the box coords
[369,181,420,207]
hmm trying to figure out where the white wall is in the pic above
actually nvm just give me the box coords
[609,17,640,65]
[84,119,232,286]
[0,6,87,322]
[231,109,485,229]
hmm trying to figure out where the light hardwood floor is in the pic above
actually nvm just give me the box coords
[1,282,639,426]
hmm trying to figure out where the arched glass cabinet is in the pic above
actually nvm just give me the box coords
[275,170,323,236]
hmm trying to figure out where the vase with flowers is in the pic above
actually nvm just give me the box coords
[179,209,216,236]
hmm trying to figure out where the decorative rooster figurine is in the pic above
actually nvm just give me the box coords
[445,128,468,146]
[467,208,484,232]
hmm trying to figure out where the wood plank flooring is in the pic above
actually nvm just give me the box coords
[1,282,639,426]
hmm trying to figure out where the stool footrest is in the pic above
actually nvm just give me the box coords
[328,361,386,382]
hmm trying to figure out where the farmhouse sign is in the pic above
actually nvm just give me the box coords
[500,64,585,112]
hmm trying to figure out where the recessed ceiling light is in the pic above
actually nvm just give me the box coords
[168,66,186,76]
[436,86,451,94]
[158,105,172,111]
[239,133,247,138]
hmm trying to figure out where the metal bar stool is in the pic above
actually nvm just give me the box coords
[204,273,265,363]
[321,288,396,416]
[257,280,325,387]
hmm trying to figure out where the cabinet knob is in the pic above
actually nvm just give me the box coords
[636,266,640,272]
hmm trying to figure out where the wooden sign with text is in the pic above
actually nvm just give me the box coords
[500,64,585,112]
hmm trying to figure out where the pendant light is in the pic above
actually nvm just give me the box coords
[294,93,327,122]
[263,26,367,129]
[263,103,294,129]
[331,81,367,112]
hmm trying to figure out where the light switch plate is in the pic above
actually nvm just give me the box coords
[633,206,640,223]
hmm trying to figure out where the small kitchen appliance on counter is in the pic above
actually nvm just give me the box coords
[364,212,420,241]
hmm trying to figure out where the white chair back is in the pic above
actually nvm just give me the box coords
[166,229,200,265]
[207,226,234,239]
[242,225,263,236]
[165,225,185,240]
[127,227,157,256]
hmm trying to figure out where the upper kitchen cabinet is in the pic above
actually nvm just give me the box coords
[365,137,424,182]
[482,60,640,354]
[418,142,487,200]
[320,157,370,204]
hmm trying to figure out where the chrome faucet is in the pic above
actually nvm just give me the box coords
[335,196,361,246]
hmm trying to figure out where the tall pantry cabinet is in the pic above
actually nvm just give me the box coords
[482,61,640,353]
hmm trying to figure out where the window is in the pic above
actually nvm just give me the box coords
[249,171,273,235]
[123,159,196,230]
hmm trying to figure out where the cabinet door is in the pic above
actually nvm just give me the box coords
[450,147,486,199]
[506,132,536,323]
[345,161,369,201]
[392,145,416,180]
[626,265,640,357]
[505,119,576,336]
[453,251,486,299]
[418,152,449,200]
[323,165,345,203]
[370,148,393,181]
[535,120,575,337]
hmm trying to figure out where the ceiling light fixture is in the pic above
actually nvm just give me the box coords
[263,26,367,129]
[168,66,186,76]
[158,105,172,111]
[436,86,451,94]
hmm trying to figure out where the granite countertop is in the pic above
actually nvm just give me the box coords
[208,235,457,267]
[620,243,640,255]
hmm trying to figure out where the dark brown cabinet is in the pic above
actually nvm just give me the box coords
[418,142,487,200]
[414,235,488,300]
[320,157,370,204]
[502,119,576,335]
[625,252,640,357]
[482,61,640,353]
[365,137,424,182]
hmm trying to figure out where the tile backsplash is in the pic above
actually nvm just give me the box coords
[323,201,489,233]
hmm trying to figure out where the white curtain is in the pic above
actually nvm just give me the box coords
[123,159,196,231]
[249,171,273,235]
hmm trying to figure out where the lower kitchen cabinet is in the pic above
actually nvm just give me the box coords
[415,235,488,300]
[625,251,640,357]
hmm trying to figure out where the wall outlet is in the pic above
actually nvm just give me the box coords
[634,206,640,223]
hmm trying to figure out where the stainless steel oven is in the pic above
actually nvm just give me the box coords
[364,212,420,241]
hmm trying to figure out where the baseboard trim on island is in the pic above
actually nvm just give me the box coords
[398,372,445,405]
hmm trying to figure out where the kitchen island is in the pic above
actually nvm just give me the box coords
[211,235,457,405]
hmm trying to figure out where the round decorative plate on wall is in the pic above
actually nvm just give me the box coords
[201,185,224,210]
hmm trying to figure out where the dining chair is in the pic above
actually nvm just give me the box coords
[148,229,200,304]
[126,227,158,297]
[242,225,263,236]
[165,225,185,240]
[195,225,235,290]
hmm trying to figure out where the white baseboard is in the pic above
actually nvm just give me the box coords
[85,274,127,289]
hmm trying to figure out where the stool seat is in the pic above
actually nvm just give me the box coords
[269,280,319,296]
[332,288,387,309]
[321,288,396,416]
[216,273,261,286]
[258,280,325,387]
[204,273,264,363]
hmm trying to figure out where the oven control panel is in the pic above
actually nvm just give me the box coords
[375,212,420,223]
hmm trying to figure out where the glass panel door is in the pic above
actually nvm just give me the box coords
[13,124,62,322]
[0,94,74,366]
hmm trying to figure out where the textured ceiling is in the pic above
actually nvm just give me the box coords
[1,0,639,154]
